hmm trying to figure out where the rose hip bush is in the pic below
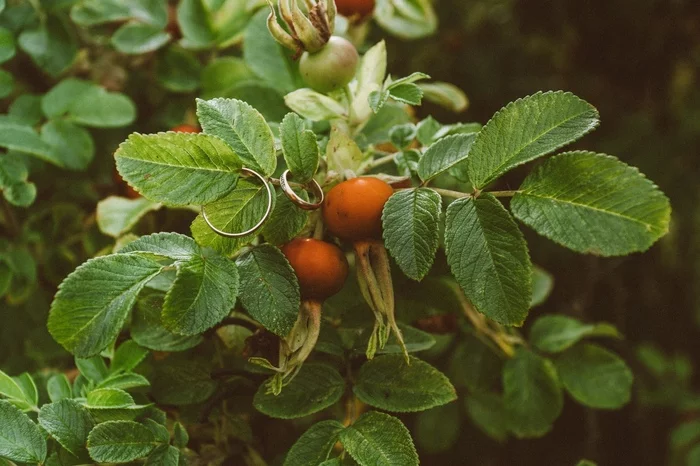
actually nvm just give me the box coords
[0,1,672,465]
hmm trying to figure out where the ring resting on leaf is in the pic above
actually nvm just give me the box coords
[279,169,325,211]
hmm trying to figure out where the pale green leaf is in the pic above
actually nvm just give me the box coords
[511,151,671,256]
[353,323,436,356]
[284,420,345,466]
[87,420,157,463]
[467,91,599,189]
[382,188,441,281]
[196,97,276,176]
[236,245,300,337]
[97,373,150,391]
[529,315,621,353]
[388,83,423,106]
[96,196,162,238]
[339,411,418,466]
[444,194,532,326]
[354,355,456,412]
[111,22,170,54]
[280,113,320,183]
[284,89,347,122]
[48,254,164,357]
[0,400,47,464]
[417,133,476,182]
[352,41,387,124]
[326,122,364,175]
[0,370,32,411]
[555,343,633,409]
[162,253,240,335]
[76,356,109,383]
[191,178,272,255]
[115,132,242,206]
[254,364,345,419]
[201,57,255,99]
[503,349,562,438]
[47,374,72,402]
[86,388,135,409]
[418,82,469,112]
[374,0,437,40]
[38,399,94,457]
[2,180,36,207]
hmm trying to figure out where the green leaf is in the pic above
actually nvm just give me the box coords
[243,9,297,94]
[339,411,418,466]
[0,119,57,164]
[115,132,242,206]
[236,245,300,337]
[284,89,347,122]
[41,78,136,127]
[354,355,456,412]
[145,445,180,466]
[670,420,700,450]
[163,253,240,335]
[0,27,16,64]
[0,400,47,464]
[150,357,217,406]
[503,349,562,438]
[111,340,148,373]
[262,189,310,246]
[2,180,35,207]
[191,178,272,255]
[414,403,460,453]
[40,119,95,171]
[418,82,469,113]
[177,0,215,48]
[112,22,170,54]
[173,423,188,449]
[417,133,475,182]
[529,315,621,353]
[9,94,43,125]
[530,266,554,307]
[511,151,671,256]
[374,0,437,40]
[254,364,345,419]
[444,194,532,326]
[86,388,135,409]
[131,292,203,352]
[0,69,13,98]
[70,1,131,26]
[388,83,423,106]
[284,420,345,466]
[156,47,202,93]
[326,122,364,175]
[87,420,157,463]
[361,102,412,145]
[197,97,276,176]
[467,91,599,189]
[47,374,72,402]
[353,323,436,356]
[382,188,442,281]
[38,399,94,457]
[280,113,320,183]
[18,16,77,76]
[201,57,255,98]
[555,343,633,409]
[76,356,109,383]
[464,392,508,442]
[0,370,33,411]
[97,373,151,391]
[48,254,164,357]
[96,196,162,238]
[352,41,387,124]
[143,419,169,443]
[118,231,199,260]
[448,333,502,392]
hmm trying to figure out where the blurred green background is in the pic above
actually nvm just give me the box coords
[383,0,700,464]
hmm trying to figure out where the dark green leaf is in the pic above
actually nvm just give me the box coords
[156,47,202,93]
[38,399,94,457]
[150,357,217,406]
[40,120,95,171]
[131,292,203,352]
[284,420,345,466]
[177,0,215,48]
[75,356,109,383]
[464,392,508,441]
[111,340,148,373]
[0,400,47,464]
[414,403,460,453]
[87,420,157,463]
[18,16,77,76]
[417,133,476,182]
[529,315,620,353]
[448,333,503,392]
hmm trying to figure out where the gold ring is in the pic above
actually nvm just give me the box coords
[279,169,324,211]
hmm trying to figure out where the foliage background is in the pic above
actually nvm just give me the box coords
[0,0,698,465]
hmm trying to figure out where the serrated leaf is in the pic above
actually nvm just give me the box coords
[145,445,180,466]
[262,190,310,245]
[87,420,157,463]
[529,315,621,353]
[417,133,476,182]
[388,83,423,106]
[163,253,239,335]
[284,420,345,466]
[111,340,148,373]
[503,349,562,438]
[280,113,319,183]
[0,400,47,464]
[191,177,273,255]
[115,132,242,206]
[354,355,456,412]
[464,392,508,441]
[254,364,345,419]
[284,89,347,122]
[467,91,599,188]
[131,292,203,352]
[339,411,418,466]
[555,343,633,409]
[414,403,460,453]
[38,399,94,457]
[444,194,532,326]
[47,374,72,403]
[118,232,199,261]
[97,373,150,391]
[196,98,276,176]
[236,245,300,337]
[368,90,390,114]
[48,254,164,357]
[86,388,135,409]
[111,21,170,54]
[382,188,441,281]
[511,151,671,256]
[96,196,162,238]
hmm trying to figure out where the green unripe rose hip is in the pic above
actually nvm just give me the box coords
[299,36,359,93]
